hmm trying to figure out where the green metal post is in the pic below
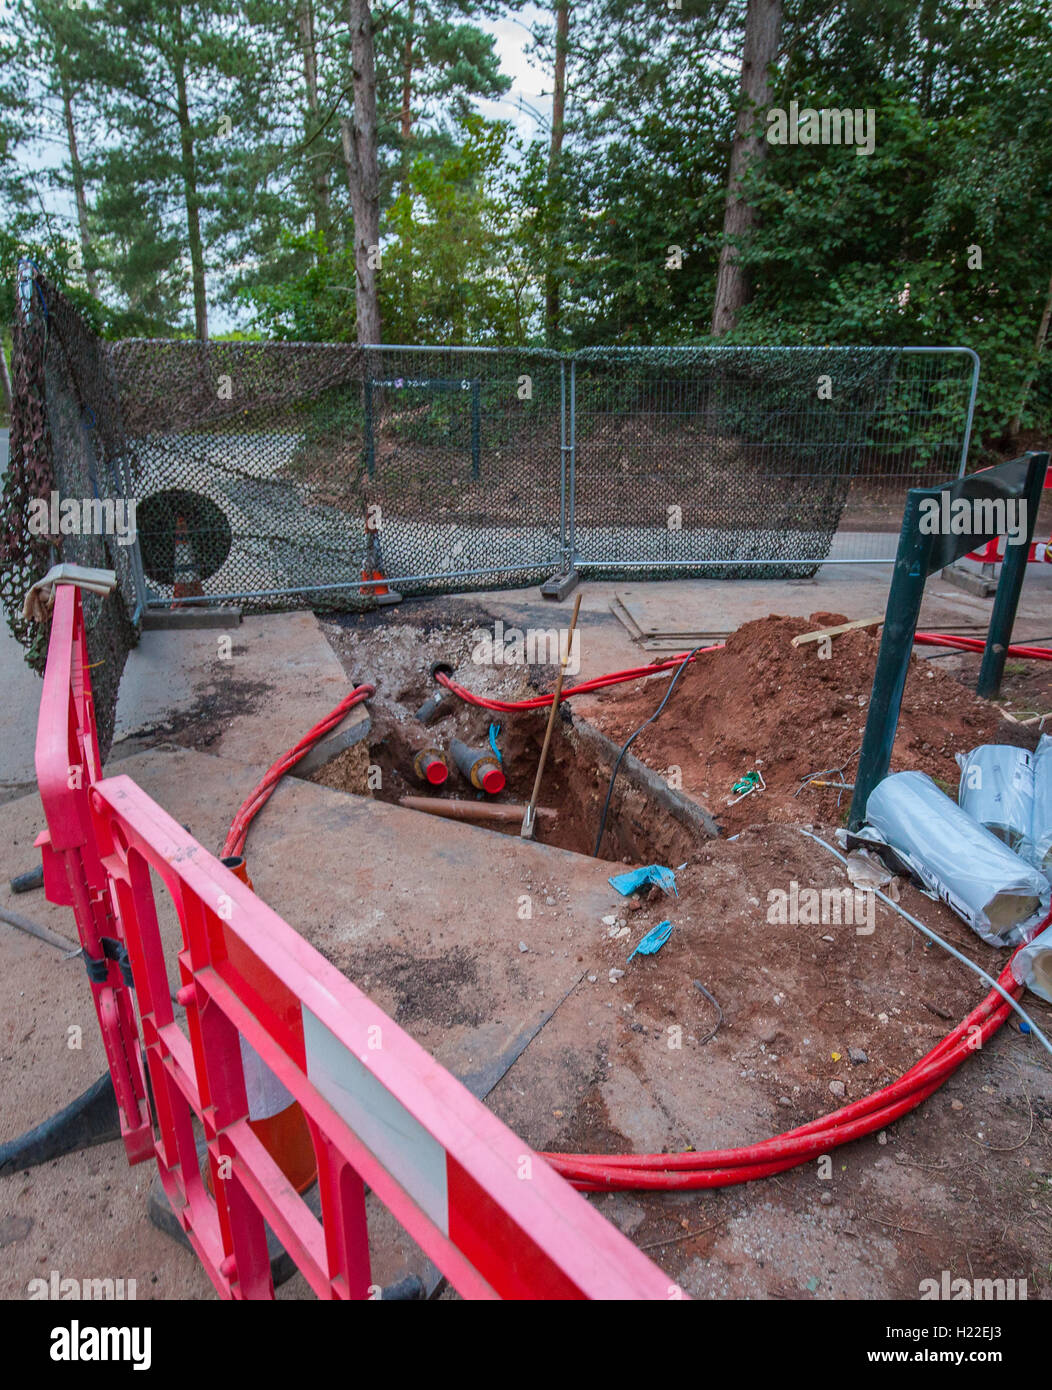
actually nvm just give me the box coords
[470,380,481,481]
[976,452,1048,698]
[848,491,934,829]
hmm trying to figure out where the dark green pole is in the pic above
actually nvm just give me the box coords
[470,380,480,481]
[976,451,1048,698]
[848,490,934,830]
[364,378,375,479]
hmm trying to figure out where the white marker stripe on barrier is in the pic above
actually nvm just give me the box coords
[303,1008,449,1235]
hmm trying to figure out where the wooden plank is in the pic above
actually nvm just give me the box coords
[791,615,885,647]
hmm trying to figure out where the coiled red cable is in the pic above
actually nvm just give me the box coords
[541,930,1047,1190]
[227,634,1050,1194]
[433,630,1046,1190]
[222,683,375,858]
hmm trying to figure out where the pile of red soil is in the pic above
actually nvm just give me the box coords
[591,612,1008,832]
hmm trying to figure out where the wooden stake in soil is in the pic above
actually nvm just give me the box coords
[521,592,583,839]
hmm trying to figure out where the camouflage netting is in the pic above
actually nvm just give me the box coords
[107,338,566,606]
[571,346,901,579]
[1,265,138,760]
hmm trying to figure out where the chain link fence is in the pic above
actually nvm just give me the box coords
[573,345,894,578]
[3,265,979,748]
[569,345,978,577]
[111,341,565,609]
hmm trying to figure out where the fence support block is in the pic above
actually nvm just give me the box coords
[540,568,579,600]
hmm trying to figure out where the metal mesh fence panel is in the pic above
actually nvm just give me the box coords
[109,341,565,610]
[3,268,980,750]
[839,347,979,560]
[567,345,967,578]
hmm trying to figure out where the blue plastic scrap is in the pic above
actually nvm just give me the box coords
[628,919,674,961]
[608,864,679,898]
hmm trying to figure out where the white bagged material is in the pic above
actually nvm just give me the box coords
[1011,922,1052,1003]
[865,770,1048,946]
[1033,735,1052,880]
[957,744,1035,856]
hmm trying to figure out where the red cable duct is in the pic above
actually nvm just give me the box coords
[436,632,1051,713]
[541,933,1048,1191]
[222,683,375,859]
[435,634,1050,1191]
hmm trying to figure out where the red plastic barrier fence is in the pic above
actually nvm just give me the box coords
[966,535,1051,565]
[34,584,676,1301]
[34,580,154,1165]
[966,464,1052,564]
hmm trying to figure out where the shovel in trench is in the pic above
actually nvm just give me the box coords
[521,592,583,839]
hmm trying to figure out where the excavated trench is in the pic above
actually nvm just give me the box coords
[311,680,717,867]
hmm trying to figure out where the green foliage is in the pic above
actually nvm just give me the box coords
[380,116,537,343]
[1,0,1049,447]
[734,1,1052,442]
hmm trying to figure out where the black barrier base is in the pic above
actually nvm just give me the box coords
[0,1072,121,1176]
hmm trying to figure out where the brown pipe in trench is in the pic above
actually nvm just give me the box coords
[399,796,556,825]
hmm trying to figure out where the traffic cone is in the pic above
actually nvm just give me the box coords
[172,513,204,606]
[360,511,402,606]
[220,855,317,1194]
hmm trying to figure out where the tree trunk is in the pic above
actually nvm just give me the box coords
[710,0,782,337]
[173,13,208,341]
[544,0,570,346]
[340,0,382,345]
[297,0,330,238]
[60,66,99,297]
[1008,269,1052,436]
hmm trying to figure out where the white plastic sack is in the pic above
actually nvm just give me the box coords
[957,744,1035,857]
[1033,734,1052,880]
[1011,922,1052,1003]
[865,770,1048,946]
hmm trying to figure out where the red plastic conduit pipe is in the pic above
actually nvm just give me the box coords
[542,941,1041,1190]
[435,633,1051,714]
[223,683,375,859]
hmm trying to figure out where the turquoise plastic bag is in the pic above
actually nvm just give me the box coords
[608,864,678,898]
[628,919,674,961]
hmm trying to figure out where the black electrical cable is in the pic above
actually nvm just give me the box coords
[592,643,707,857]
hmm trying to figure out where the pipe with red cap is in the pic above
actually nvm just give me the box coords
[449,737,506,794]
[412,746,449,786]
